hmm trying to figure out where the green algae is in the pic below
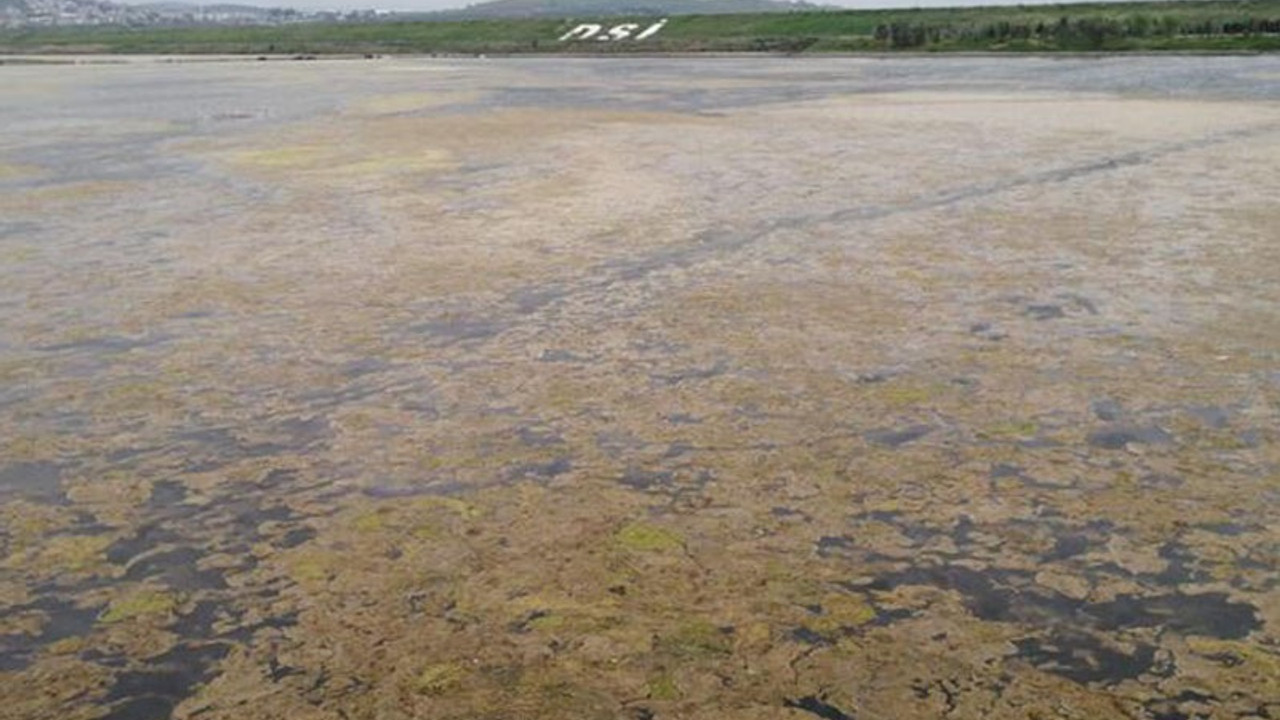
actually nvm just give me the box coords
[526,613,567,632]
[647,673,681,701]
[979,420,1040,439]
[29,535,112,574]
[352,510,389,533]
[804,593,877,635]
[615,523,684,552]
[416,662,465,695]
[657,620,732,659]
[99,589,179,624]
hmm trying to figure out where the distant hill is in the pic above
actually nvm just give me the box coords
[0,0,356,28]
[426,0,834,20]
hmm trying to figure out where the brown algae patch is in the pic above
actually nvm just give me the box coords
[2,59,1280,720]
[347,90,482,116]
[222,143,455,180]
[0,160,41,180]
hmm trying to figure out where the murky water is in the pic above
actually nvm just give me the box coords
[1,56,1278,720]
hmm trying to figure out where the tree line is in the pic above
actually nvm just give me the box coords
[873,13,1280,49]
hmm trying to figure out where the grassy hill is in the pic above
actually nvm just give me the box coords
[423,0,833,20]
[2,0,1280,54]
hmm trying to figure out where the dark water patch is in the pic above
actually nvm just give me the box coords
[271,416,331,448]
[106,445,156,463]
[1087,425,1173,449]
[64,512,111,536]
[517,426,562,448]
[861,563,1260,639]
[663,442,693,459]
[0,220,41,239]
[865,565,1035,622]
[170,600,223,640]
[538,348,589,363]
[617,467,713,496]
[267,657,304,683]
[107,525,181,565]
[618,469,675,491]
[784,695,855,720]
[1013,630,1155,685]
[228,503,294,536]
[0,639,34,671]
[124,547,227,591]
[1087,593,1259,639]
[508,457,572,481]
[508,609,551,634]
[1091,399,1124,422]
[101,696,176,720]
[816,535,855,558]
[1043,533,1091,561]
[276,526,316,549]
[867,606,915,627]
[652,361,727,386]
[989,463,1022,479]
[1153,539,1210,586]
[411,316,507,345]
[788,627,834,646]
[1140,473,1184,489]
[1235,429,1262,449]
[241,441,290,459]
[625,707,656,720]
[362,480,471,498]
[0,595,103,670]
[0,461,64,503]
[865,425,932,448]
[1186,405,1231,429]
[854,371,892,384]
[178,427,294,472]
[988,463,1075,490]
[219,611,299,643]
[33,595,106,641]
[510,286,569,314]
[968,322,1007,341]
[1057,293,1099,315]
[38,334,168,354]
[256,468,297,490]
[341,357,389,378]
[1198,521,1256,537]
[148,480,187,507]
[771,506,810,521]
[103,642,230,720]
[1024,304,1065,321]
[81,647,129,666]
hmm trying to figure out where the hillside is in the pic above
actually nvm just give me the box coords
[0,0,356,28]
[426,0,832,20]
[2,0,1279,53]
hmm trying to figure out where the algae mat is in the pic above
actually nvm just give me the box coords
[1,56,1279,720]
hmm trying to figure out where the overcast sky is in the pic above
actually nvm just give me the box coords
[136,0,1143,14]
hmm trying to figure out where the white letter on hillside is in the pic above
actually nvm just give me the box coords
[559,24,602,41]
[635,18,668,40]
[606,23,640,41]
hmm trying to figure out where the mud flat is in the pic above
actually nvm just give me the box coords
[1,56,1279,720]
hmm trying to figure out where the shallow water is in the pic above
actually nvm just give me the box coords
[1,56,1278,720]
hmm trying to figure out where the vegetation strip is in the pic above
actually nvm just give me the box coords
[3,0,1280,54]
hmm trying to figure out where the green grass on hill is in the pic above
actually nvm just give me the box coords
[3,0,1280,55]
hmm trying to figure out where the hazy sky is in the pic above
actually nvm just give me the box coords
[137,0,1141,14]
